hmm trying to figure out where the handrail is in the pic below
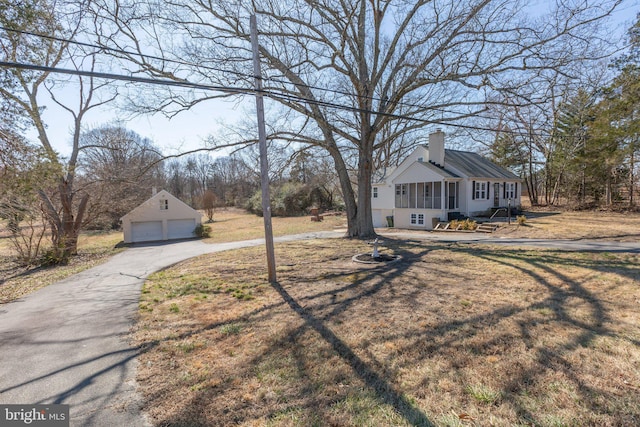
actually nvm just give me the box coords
[489,208,507,221]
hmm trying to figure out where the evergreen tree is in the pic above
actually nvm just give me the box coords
[589,15,640,207]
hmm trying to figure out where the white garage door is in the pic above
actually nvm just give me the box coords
[168,219,196,240]
[131,221,163,242]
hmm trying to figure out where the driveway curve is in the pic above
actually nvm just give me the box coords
[1,230,638,426]
[0,231,342,427]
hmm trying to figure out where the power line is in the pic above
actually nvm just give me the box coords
[0,60,544,136]
[0,25,493,120]
[0,60,252,96]
[0,25,253,82]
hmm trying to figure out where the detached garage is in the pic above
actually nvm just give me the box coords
[121,190,202,243]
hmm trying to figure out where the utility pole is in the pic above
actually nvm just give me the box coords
[250,15,277,283]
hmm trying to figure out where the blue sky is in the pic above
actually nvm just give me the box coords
[31,0,638,160]
[30,88,247,158]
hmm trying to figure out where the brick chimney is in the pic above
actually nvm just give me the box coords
[428,129,445,167]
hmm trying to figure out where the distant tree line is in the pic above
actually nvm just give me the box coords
[1,121,344,264]
[80,124,344,229]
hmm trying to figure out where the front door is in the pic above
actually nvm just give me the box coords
[448,182,456,209]
[493,183,500,207]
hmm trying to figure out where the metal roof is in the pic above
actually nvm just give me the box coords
[422,146,520,180]
[417,160,461,178]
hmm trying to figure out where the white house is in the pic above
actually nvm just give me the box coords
[121,190,202,243]
[372,130,521,230]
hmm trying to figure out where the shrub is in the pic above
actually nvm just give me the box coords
[449,218,477,230]
[516,215,527,225]
[465,384,502,405]
[194,224,211,238]
[246,182,312,216]
[219,323,243,335]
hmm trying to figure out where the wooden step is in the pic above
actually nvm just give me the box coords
[475,223,498,233]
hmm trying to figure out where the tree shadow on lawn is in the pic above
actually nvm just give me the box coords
[146,238,436,426]
[143,240,639,426]
[389,246,639,424]
[0,258,55,285]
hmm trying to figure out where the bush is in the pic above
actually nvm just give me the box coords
[516,215,527,225]
[194,224,211,238]
[246,182,313,216]
[40,245,70,266]
[449,219,477,230]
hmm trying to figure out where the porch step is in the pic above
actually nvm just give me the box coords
[433,222,450,230]
[476,223,499,233]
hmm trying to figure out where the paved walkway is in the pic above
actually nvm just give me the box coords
[381,231,640,252]
[1,230,637,426]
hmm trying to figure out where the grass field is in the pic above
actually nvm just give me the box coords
[135,238,640,426]
[202,208,347,243]
[492,210,640,241]
[0,229,124,303]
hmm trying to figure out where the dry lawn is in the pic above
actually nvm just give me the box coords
[135,238,640,426]
[0,229,124,303]
[491,210,640,241]
[202,208,348,243]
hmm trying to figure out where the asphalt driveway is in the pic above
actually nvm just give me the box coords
[1,231,638,426]
[0,232,341,426]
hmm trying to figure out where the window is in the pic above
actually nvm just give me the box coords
[409,183,417,208]
[395,181,441,209]
[417,183,425,208]
[394,184,409,208]
[474,182,486,200]
[411,213,425,225]
[505,182,515,199]
[446,182,459,210]
[433,182,442,209]
[160,199,168,210]
[402,184,408,206]
[373,187,378,198]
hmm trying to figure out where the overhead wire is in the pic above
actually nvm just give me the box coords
[1,59,536,136]
[0,27,555,137]
[0,25,501,121]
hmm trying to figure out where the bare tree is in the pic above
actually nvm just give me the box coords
[1,0,116,260]
[78,124,165,229]
[208,155,259,206]
[201,189,217,222]
[478,63,612,206]
[92,0,621,236]
[0,129,59,264]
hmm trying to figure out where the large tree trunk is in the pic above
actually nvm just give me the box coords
[39,179,89,261]
[327,147,358,237]
[356,148,375,238]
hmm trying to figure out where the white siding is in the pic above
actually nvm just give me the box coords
[371,184,394,210]
[122,190,202,243]
[393,162,444,185]
[372,209,394,227]
[393,209,443,230]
